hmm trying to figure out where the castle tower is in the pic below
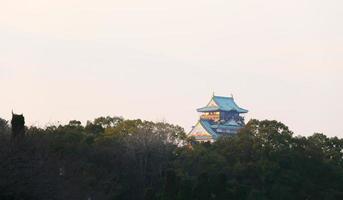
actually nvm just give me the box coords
[188,95,248,142]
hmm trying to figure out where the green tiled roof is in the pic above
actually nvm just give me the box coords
[199,120,218,139]
[211,119,241,129]
[198,119,243,138]
[197,96,248,113]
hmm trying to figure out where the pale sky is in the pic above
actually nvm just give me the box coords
[1,0,342,137]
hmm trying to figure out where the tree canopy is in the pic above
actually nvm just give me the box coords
[0,117,342,200]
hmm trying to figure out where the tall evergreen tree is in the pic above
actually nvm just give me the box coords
[11,113,25,140]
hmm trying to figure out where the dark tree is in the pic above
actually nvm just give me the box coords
[0,117,342,200]
[212,173,228,200]
[144,188,156,200]
[162,169,179,200]
[11,113,25,140]
[193,173,211,200]
[177,179,193,200]
[0,117,9,134]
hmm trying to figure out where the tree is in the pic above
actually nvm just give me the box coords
[94,116,123,128]
[162,169,179,200]
[211,173,228,200]
[1,116,342,200]
[0,117,9,134]
[68,120,82,127]
[85,121,104,135]
[11,113,25,140]
[193,173,211,200]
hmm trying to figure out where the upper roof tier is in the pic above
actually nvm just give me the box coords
[197,95,248,113]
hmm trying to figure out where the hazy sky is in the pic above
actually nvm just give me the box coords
[1,0,342,137]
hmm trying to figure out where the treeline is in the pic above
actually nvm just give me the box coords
[0,116,342,200]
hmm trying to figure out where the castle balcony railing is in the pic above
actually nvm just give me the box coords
[200,114,220,121]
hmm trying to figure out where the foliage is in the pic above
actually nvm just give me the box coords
[0,117,342,200]
[11,113,25,139]
[0,117,10,135]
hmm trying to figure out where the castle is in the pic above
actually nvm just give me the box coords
[188,95,248,142]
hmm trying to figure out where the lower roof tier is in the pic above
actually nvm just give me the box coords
[188,119,244,142]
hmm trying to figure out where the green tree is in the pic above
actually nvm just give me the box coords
[162,169,179,200]
[11,113,25,140]
[0,117,9,134]
[193,173,211,200]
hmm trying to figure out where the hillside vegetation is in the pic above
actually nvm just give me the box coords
[0,117,342,200]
